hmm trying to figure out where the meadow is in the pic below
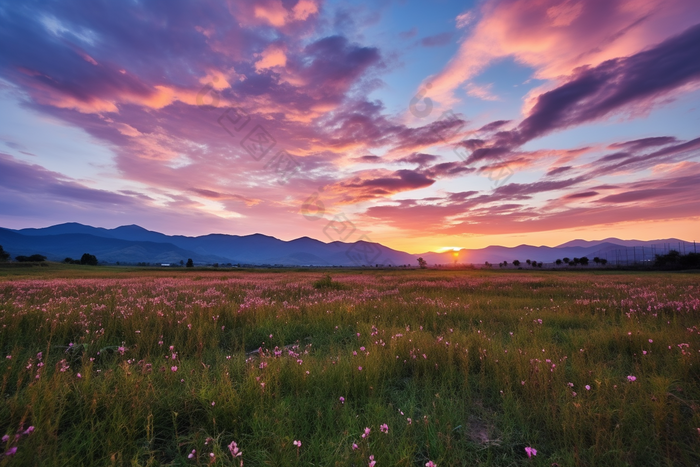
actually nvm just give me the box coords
[1,266,699,466]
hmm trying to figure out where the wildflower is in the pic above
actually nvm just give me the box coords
[2,434,8,443]
[407,418,412,425]
[210,453,215,459]
[369,454,376,467]
[228,441,242,458]
[211,401,215,406]
[380,423,388,433]
[572,392,577,397]
[339,396,345,404]
[293,440,301,447]
[524,446,537,458]
[77,373,82,378]
[188,449,196,459]
[627,375,637,382]
[362,427,370,438]
[358,366,362,371]
[5,446,17,456]
[352,443,359,450]
[426,462,436,467]
[585,385,591,390]
[171,366,178,372]
[649,339,653,343]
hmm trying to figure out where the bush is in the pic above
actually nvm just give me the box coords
[312,274,347,290]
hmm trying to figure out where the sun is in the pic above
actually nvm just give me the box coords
[436,246,463,253]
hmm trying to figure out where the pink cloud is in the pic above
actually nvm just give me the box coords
[425,0,700,106]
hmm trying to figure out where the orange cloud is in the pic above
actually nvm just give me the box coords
[255,44,287,71]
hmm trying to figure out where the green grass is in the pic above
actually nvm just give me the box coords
[0,268,699,466]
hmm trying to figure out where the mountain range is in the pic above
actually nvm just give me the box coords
[0,223,696,266]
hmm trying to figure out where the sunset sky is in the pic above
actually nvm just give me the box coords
[1,0,699,253]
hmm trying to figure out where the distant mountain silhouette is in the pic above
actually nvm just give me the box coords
[0,223,696,266]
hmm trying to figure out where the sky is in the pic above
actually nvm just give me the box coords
[1,0,699,254]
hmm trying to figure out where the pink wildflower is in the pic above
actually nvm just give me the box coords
[352,443,359,450]
[188,449,196,459]
[369,454,376,467]
[426,462,436,467]
[339,396,345,404]
[627,375,637,382]
[525,446,537,458]
[171,366,178,372]
[380,424,388,434]
[228,441,242,458]
[362,427,370,438]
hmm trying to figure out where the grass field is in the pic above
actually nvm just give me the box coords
[1,266,699,466]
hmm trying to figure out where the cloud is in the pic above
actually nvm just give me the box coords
[423,0,700,106]
[0,152,136,206]
[608,136,678,152]
[460,23,700,165]
[400,27,418,40]
[398,153,440,166]
[255,43,288,71]
[421,32,454,48]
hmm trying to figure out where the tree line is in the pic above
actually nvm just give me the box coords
[0,245,99,265]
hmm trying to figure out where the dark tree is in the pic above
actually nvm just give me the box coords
[0,245,10,262]
[503,260,508,266]
[593,257,601,264]
[417,257,427,269]
[16,254,47,262]
[526,259,531,265]
[562,257,570,264]
[80,253,98,266]
[555,259,562,265]
[186,258,194,268]
[513,260,520,266]
[600,258,608,265]
[580,257,589,266]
